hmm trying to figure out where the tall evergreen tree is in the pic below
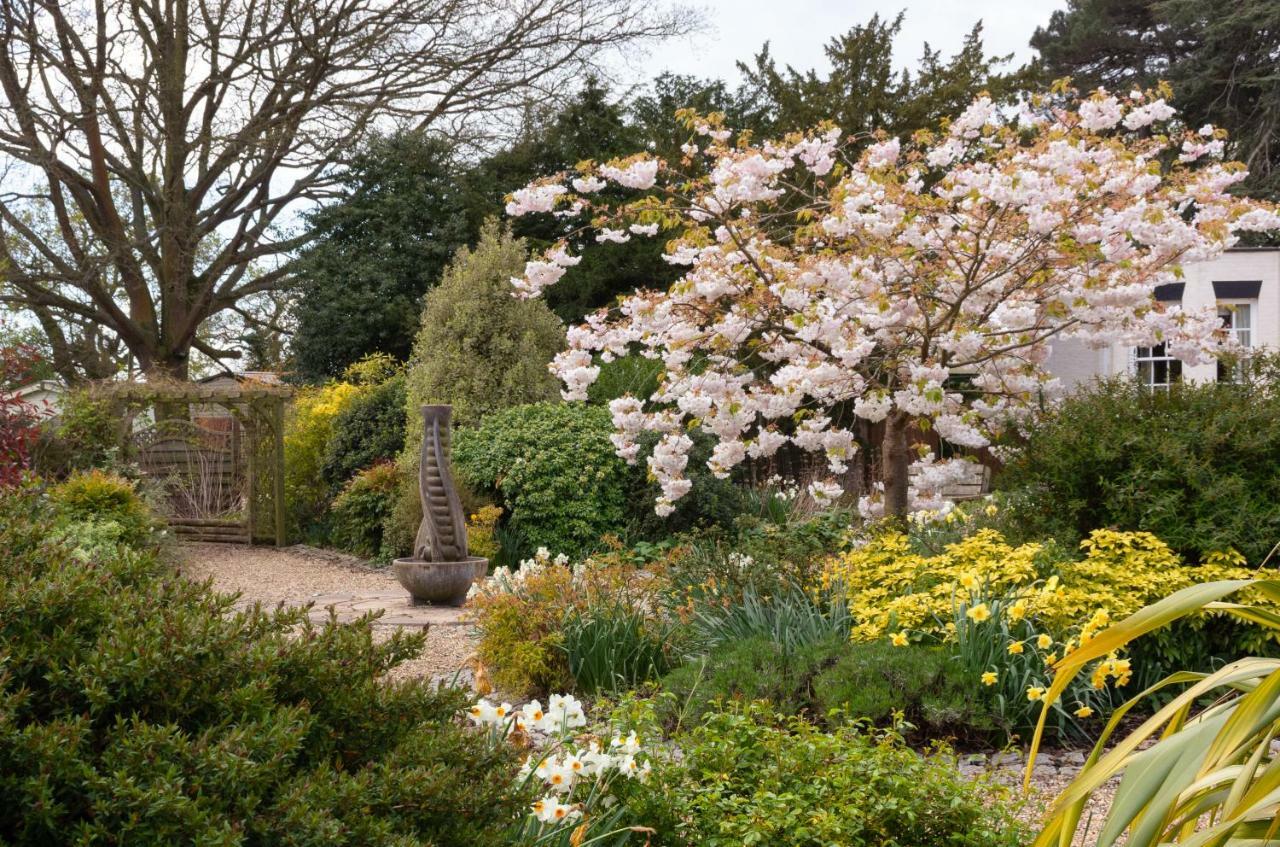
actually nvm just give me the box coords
[289,134,470,381]
[1032,0,1280,200]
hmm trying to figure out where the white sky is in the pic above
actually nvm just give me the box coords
[619,0,1069,88]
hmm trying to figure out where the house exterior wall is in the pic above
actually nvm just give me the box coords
[1044,248,1280,388]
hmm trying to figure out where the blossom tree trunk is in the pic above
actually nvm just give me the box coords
[881,412,913,519]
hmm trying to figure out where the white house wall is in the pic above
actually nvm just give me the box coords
[1045,248,1280,387]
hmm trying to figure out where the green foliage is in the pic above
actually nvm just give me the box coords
[329,462,403,561]
[321,372,407,492]
[453,402,632,557]
[622,703,1029,847]
[33,388,120,477]
[1032,0,1280,202]
[739,13,1028,140]
[995,373,1280,564]
[687,583,851,655]
[560,598,680,696]
[812,643,997,741]
[48,469,157,549]
[623,429,749,540]
[658,636,998,741]
[0,485,520,846]
[402,220,564,442]
[585,352,663,406]
[289,132,471,380]
[283,379,365,539]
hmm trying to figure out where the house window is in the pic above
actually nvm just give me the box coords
[1135,343,1182,391]
[1217,303,1253,382]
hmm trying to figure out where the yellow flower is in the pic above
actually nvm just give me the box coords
[890,631,909,647]
[1007,641,1024,655]
[1036,633,1053,650]
[1007,600,1028,621]
[966,603,991,623]
[959,571,980,591]
[984,503,999,517]
[1027,686,1046,702]
[1044,652,1058,665]
[1074,706,1094,718]
[981,671,998,686]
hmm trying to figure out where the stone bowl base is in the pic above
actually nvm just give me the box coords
[392,556,488,607]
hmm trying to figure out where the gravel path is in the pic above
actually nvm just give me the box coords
[176,542,479,684]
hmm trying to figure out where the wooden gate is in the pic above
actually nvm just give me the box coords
[102,380,289,545]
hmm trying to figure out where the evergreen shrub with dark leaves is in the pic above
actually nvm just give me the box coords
[996,365,1280,564]
[0,485,520,846]
[454,401,632,557]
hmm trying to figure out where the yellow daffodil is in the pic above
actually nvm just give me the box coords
[1044,652,1057,665]
[959,571,979,591]
[1074,706,1093,718]
[966,603,991,623]
[1007,600,1028,621]
[1008,640,1024,655]
[890,631,909,647]
[1036,633,1053,650]
[981,671,998,686]
[1027,686,1046,702]
[984,503,999,517]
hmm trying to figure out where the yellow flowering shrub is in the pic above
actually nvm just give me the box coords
[823,527,1263,643]
[284,380,364,531]
[466,504,503,561]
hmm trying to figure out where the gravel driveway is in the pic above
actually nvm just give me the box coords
[176,542,479,684]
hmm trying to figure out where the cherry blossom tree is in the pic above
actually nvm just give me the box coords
[505,86,1280,520]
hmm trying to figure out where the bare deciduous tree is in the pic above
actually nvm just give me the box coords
[0,0,691,380]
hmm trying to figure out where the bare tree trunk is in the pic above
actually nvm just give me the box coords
[882,412,912,519]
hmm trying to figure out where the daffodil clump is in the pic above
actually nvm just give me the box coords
[465,693,653,840]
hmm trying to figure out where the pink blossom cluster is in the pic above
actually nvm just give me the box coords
[502,90,1280,517]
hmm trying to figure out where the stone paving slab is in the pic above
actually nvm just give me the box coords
[233,590,469,628]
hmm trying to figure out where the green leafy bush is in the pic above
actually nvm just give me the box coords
[623,429,749,540]
[996,370,1280,563]
[321,372,407,492]
[0,485,520,846]
[330,461,403,561]
[454,402,633,557]
[48,469,157,548]
[621,703,1028,847]
[33,388,121,477]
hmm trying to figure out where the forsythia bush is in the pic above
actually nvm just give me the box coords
[284,378,363,531]
[824,527,1261,642]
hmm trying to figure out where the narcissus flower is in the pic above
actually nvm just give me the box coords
[966,603,991,623]
[1027,686,1046,702]
[1007,641,1025,655]
[1074,706,1094,718]
[891,631,909,647]
[981,671,998,686]
[1036,633,1053,649]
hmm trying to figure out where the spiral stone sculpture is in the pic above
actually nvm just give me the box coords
[392,405,487,606]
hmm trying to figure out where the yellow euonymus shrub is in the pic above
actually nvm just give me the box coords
[822,527,1263,643]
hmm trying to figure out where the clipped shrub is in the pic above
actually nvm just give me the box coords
[402,218,563,444]
[621,703,1029,847]
[0,485,520,846]
[454,402,633,557]
[329,461,403,561]
[321,371,406,492]
[996,371,1280,564]
[48,469,157,548]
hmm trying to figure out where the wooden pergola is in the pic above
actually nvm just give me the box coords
[93,378,292,545]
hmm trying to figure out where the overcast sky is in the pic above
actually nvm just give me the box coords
[619,0,1069,89]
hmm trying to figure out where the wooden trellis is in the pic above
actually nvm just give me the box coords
[92,379,291,545]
